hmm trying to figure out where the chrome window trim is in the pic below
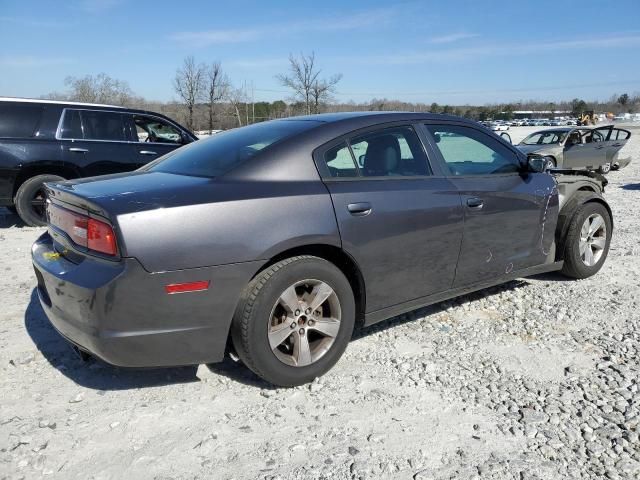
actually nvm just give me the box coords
[55,108,188,144]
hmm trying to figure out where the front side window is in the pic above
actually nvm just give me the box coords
[350,126,430,177]
[149,120,318,178]
[133,115,182,144]
[0,103,43,138]
[80,110,126,141]
[426,124,519,175]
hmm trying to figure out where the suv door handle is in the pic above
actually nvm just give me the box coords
[68,147,89,153]
[139,150,158,155]
[466,197,484,209]
[347,202,372,216]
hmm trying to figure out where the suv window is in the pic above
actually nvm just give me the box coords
[80,110,127,141]
[324,143,358,178]
[350,126,430,177]
[59,109,83,139]
[133,114,182,144]
[0,103,43,138]
[426,124,519,175]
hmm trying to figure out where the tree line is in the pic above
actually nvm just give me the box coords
[42,53,640,131]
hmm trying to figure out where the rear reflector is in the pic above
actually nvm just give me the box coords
[164,281,210,295]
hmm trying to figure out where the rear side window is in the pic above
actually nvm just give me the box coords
[426,124,519,175]
[351,126,430,177]
[149,120,318,178]
[0,103,43,138]
[80,110,127,141]
[324,143,358,178]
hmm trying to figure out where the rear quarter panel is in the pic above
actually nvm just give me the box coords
[115,179,340,272]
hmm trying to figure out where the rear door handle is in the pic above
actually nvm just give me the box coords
[139,150,158,155]
[466,197,484,209]
[347,202,372,216]
[68,147,89,153]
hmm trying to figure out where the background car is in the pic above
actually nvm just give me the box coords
[33,112,613,386]
[0,97,197,226]
[515,126,631,172]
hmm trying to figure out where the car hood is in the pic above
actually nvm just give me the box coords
[516,144,554,155]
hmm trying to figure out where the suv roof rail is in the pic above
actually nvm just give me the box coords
[0,96,124,109]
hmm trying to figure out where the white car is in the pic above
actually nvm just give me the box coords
[490,122,510,131]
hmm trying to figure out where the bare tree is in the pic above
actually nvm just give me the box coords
[226,86,247,127]
[48,73,136,106]
[173,56,205,131]
[277,52,342,115]
[205,62,229,134]
[311,74,342,114]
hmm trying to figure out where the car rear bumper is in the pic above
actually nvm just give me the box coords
[32,232,261,367]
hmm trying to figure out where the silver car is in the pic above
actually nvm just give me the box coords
[516,126,631,173]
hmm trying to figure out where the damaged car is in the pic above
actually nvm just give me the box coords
[516,126,631,173]
[32,113,613,386]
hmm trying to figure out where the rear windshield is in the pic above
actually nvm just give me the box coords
[148,120,318,178]
[0,103,44,138]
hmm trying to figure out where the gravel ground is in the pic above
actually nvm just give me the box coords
[0,127,638,480]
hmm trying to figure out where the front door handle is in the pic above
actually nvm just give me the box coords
[68,147,89,153]
[347,202,372,216]
[595,145,605,150]
[466,197,484,209]
[139,150,158,155]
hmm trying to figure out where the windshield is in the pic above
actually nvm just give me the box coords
[520,130,567,146]
[147,120,319,177]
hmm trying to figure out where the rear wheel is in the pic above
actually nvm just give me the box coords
[561,202,612,279]
[15,174,65,227]
[231,255,355,387]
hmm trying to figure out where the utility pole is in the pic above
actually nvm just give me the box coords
[251,81,255,123]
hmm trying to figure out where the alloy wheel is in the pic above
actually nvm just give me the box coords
[579,213,607,266]
[268,279,341,367]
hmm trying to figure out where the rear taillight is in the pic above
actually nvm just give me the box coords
[48,204,118,256]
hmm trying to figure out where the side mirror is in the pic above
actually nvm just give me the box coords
[358,154,365,167]
[500,132,512,144]
[527,155,547,173]
[433,133,441,143]
[181,132,193,144]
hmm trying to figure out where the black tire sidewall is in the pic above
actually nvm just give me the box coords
[563,202,612,279]
[15,175,64,227]
[235,257,355,387]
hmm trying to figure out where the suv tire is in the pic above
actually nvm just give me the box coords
[15,174,65,227]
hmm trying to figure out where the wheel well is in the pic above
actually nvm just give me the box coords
[13,164,80,198]
[257,245,367,327]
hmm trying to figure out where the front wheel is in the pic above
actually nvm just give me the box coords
[598,162,611,174]
[561,202,612,279]
[15,174,65,226]
[231,256,355,387]
[543,156,556,171]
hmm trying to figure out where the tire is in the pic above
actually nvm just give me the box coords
[543,156,556,171]
[231,255,355,387]
[561,202,612,279]
[15,174,65,227]
[598,163,611,174]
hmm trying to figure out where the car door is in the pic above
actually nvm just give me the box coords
[562,129,607,169]
[423,122,558,288]
[316,124,464,313]
[57,108,137,177]
[595,126,631,165]
[126,113,189,168]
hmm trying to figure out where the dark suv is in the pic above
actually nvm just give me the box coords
[0,98,197,226]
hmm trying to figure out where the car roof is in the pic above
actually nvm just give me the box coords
[278,111,464,124]
[0,96,124,109]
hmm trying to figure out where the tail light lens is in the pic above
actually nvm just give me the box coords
[48,204,118,256]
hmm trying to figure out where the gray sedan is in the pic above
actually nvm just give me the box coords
[32,112,613,386]
[516,126,631,173]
